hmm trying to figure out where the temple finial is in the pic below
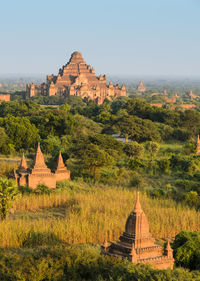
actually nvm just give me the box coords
[165,239,173,259]
[19,152,28,171]
[130,243,137,263]
[133,192,142,213]
[103,235,109,252]
[57,151,65,168]
[32,142,51,173]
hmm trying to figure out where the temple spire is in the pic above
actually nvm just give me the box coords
[165,240,173,259]
[130,243,137,263]
[18,152,28,171]
[57,151,65,169]
[133,192,142,213]
[32,143,51,174]
[55,151,69,173]
[103,237,109,252]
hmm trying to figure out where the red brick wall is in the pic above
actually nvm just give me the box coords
[28,174,56,189]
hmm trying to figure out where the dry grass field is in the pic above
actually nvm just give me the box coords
[0,181,198,248]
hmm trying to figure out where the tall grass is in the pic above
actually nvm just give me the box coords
[0,182,197,248]
[0,161,18,177]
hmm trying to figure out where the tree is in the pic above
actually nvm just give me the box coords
[0,127,8,153]
[80,144,114,179]
[0,178,19,220]
[173,230,200,270]
[123,141,144,159]
[146,141,160,161]
[0,115,40,151]
[114,115,136,143]
[42,135,61,155]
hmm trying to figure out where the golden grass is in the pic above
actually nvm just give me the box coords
[0,161,18,177]
[0,183,199,248]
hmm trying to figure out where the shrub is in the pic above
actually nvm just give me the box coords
[158,159,171,174]
[36,184,52,195]
[19,185,34,195]
[173,230,200,270]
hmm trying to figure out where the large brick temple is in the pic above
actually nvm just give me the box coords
[101,192,174,269]
[26,51,126,104]
[15,143,70,189]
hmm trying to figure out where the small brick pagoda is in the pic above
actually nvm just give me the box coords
[15,143,70,188]
[136,80,146,92]
[26,51,126,104]
[101,192,174,269]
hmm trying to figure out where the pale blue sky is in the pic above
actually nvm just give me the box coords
[0,0,200,76]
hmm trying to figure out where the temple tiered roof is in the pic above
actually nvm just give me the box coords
[26,51,126,104]
[101,192,174,269]
[31,143,52,174]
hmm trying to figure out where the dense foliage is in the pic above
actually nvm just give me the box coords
[0,97,200,208]
[173,231,200,270]
[0,246,199,281]
[0,95,200,278]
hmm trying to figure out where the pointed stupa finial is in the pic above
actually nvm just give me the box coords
[32,142,51,173]
[19,152,28,171]
[103,236,109,252]
[57,151,65,168]
[166,240,171,251]
[130,243,137,263]
[55,151,69,173]
[165,239,173,258]
[133,192,142,213]
[197,135,200,144]
[130,243,136,256]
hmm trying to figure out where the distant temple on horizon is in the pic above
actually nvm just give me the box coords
[136,80,146,92]
[15,143,70,188]
[26,51,126,104]
[101,192,174,269]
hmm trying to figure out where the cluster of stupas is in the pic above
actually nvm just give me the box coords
[15,143,70,188]
[102,192,174,269]
[26,51,126,105]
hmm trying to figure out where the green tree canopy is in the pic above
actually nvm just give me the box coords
[0,115,40,151]
[0,177,19,220]
[123,141,144,158]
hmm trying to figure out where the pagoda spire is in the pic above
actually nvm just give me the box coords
[32,143,51,174]
[57,151,65,169]
[165,240,173,259]
[124,191,152,248]
[55,151,69,173]
[133,192,142,213]
[130,243,137,263]
[19,152,28,171]
[103,236,109,252]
